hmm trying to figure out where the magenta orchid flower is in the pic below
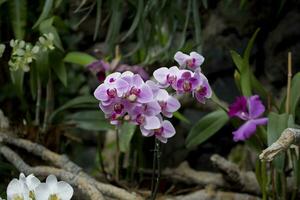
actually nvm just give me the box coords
[94,72,129,104]
[155,89,180,117]
[140,117,176,143]
[174,51,204,70]
[229,95,268,142]
[194,72,212,103]
[121,73,153,103]
[176,71,201,93]
[153,66,181,89]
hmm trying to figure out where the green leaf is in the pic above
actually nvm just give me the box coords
[240,62,252,96]
[230,50,243,72]
[35,51,49,84]
[0,0,7,7]
[10,68,24,96]
[243,28,260,62]
[119,122,136,152]
[290,72,300,116]
[267,112,289,171]
[29,63,38,99]
[66,111,112,131]
[173,111,190,124]
[186,109,229,148]
[93,0,102,40]
[121,0,143,42]
[63,52,97,66]
[33,0,53,28]
[8,0,27,39]
[192,0,202,52]
[49,96,98,122]
[50,51,67,86]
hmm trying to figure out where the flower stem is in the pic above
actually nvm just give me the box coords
[285,52,292,114]
[42,73,54,134]
[34,75,41,126]
[151,138,161,200]
[115,128,120,181]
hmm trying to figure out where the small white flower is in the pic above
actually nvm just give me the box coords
[19,173,41,191]
[35,175,73,200]
[7,178,30,200]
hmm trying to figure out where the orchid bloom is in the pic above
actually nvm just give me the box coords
[94,72,129,105]
[140,117,176,143]
[176,71,201,93]
[19,173,40,199]
[153,66,181,89]
[35,175,73,200]
[228,95,268,142]
[193,72,212,103]
[155,89,180,118]
[174,51,204,70]
[7,178,30,200]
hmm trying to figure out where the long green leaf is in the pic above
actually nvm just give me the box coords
[119,122,136,152]
[63,52,97,66]
[192,0,202,52]
[33,0,53,28]
[8,0,27,39]
[93,0,102,41]
[50,51,67,87]
[121,0,143,42]
[267,112,288,171]
[230,50,243,72]
[10,69,24,96]
[49,96,98,122]
[186,109,229,148]
[66,111,112,131]
[290,72,300,115]
[243,28,260,62]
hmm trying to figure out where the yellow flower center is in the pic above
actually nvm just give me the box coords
[49,194,60,200]
[12,194,23,200]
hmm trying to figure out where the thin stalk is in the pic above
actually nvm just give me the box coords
[151,138,161,200]
[281,172,287,200]
[42,73,54,133]
[271,164,276,200]
[261,161,268,200]
[97,135,108,181]
[150,138,158,195]
[285,52,292,114]
[34,75,41,126]
[115,128,120,181]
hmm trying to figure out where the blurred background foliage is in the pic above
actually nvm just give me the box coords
[1,0,300,195]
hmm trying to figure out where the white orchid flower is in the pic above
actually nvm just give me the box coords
[35,175,73,200]
[7,178,30,200]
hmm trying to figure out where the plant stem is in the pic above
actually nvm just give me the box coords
[281,172,287,200]
[42,73,54,134]
[150,138,158,195]
[151,138,161,200]
[115,128,120,181]
[34,75,41,126]
[286,52,292,114]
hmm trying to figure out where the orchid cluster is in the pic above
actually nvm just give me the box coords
[8,33,55,72]
[94,51,212,143]
[3,173,73,200]
[228,95,268,141]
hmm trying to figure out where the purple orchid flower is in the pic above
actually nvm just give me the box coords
[153,66,181,89]
[194,72,212,103]
[155,89,180,118]
[176,71,201,93]
[229,95,268,142]
[121,72,153,103]
[174,51,204,70]
[87,60,110,83]
[140,117,176,143]
[94,72,129,105]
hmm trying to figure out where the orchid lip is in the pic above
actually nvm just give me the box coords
[107,88,117,98]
